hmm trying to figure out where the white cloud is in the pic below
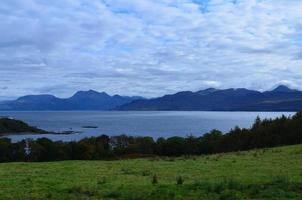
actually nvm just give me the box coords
[0,0,302,100]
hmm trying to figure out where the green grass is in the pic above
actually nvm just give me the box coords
[0,145,302,199]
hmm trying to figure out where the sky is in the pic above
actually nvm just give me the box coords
[0,0,302,100]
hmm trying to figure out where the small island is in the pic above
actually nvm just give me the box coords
[82,125,98,129]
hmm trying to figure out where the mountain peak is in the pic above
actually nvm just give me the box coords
[0,90,143,111]
[271,85,296,93]
[196,88,220,95]
[72,90,109,97]
[17,94,57,101]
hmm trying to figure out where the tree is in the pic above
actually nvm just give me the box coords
[0,138,12,162]
[199,129,223,154]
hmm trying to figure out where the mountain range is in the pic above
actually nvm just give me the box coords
[116,85,302,111]
[1,85,302,111]
[0,90,143,111]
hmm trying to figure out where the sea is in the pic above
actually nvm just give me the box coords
[0,111,294,142]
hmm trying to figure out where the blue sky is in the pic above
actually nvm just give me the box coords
[0,0,302,100]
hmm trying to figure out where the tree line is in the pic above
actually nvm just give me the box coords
[1,112,302,162]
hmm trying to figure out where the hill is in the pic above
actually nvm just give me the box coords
[0,118,46,136]
[0,144,301,199]
[117,85,302,111]
[0,90,143,111]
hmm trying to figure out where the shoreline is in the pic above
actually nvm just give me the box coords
[0,131,80,137]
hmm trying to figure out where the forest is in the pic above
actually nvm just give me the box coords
[0,112,302,162]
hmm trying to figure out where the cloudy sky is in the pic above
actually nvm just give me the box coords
[1,0,302,100]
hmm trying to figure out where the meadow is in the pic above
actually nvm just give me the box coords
[0,144,301,200]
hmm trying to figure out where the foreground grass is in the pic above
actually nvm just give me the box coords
[0,145,302,200]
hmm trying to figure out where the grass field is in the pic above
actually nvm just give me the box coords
[0,145,302,200]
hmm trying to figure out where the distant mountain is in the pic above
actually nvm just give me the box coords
[270,85,298,93]
[116,85,302,111]
[2,85,301,111]
[0,90,143,111]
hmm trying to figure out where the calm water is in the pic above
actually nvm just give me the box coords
[0,111,294,142]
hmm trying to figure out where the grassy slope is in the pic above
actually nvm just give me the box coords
[0,144,301,200]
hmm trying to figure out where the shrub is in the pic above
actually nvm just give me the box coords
[152,175,158,184]
[176,176,184,185]
[142,170,151,176]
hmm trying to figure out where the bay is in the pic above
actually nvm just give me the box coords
[0,111,294,142]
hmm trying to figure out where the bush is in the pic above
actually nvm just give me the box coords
[176,176,184,185]
[142,170,151,176]
[152,175,158,184]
